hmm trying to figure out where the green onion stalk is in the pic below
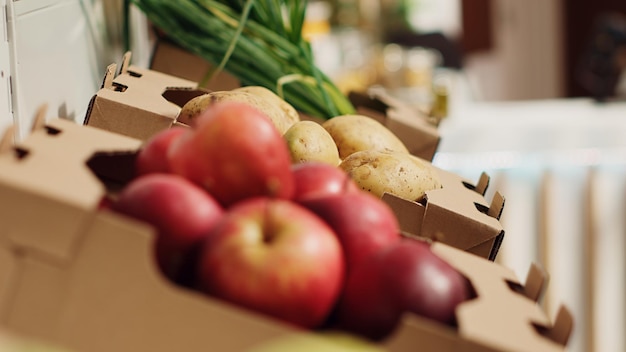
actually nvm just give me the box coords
[128,0,356,119]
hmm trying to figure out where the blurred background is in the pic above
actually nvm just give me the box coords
[0,1,625,352]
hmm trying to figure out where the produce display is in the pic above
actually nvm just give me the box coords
[106,99,472,341]
[179,87,443,202]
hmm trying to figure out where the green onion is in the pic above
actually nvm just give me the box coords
[129,0,356,119]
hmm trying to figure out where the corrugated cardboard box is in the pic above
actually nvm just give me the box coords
[0,115,571,352]
[383,170,505,261]
[84,52,206,141]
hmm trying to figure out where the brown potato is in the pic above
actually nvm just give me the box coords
[322,114,409,159]
[340,149,442,200]
[233,86,300,129]
[178,90,291,134]
[284,120,341,166]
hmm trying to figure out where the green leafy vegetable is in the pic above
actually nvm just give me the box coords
[129,0,356,119]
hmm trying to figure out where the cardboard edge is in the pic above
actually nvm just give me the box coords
[30,105,48,133]
[101,64,117,90]
[472,172,490,196]
[523,263,549,303]
[486,230,505,262]
[381,192,426,237]
[487,192,505,220]
[543,305,574,346]
[82,94,98,126]
[119,52,132,76]
[0,125,15,153]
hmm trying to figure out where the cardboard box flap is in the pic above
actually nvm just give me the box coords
[0,119,141,262]
[430,243,571,352]
[522,263,549,302]
[6,212,307,352]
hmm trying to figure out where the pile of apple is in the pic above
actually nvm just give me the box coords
[106,101,472,341]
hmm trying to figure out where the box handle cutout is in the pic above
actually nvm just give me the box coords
[505,280,526,295]
[126,70,142,78]
[473,202,489,215]
[86,151,138,188]
[13,147,29,159]
[45,126,61,136]
[113,83,128,93]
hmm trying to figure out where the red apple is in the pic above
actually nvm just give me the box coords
[135,127,188,176]
[299,191,401,271]
[197,197,345,329]
[291,162,360,202]
[112,173,224,280]
[168,102,295,207]
[336,239,471,340]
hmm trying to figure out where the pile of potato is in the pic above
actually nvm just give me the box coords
[179,87,442,202]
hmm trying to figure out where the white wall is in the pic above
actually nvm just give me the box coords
[0,0,151,141]
[463,0,565,101]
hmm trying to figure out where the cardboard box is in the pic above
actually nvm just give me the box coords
[383,170,505,261]
[0,329,74,352]
[0,116,571,352]
[84,52,207,141]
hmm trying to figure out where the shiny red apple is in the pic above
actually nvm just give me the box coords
[135,127,188,176]
[112,173,224,280]
[291,161,360,202]
[168,102,295,207]
[196,197,345,329]
[300,190,401,271]
[336,239,471,340]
